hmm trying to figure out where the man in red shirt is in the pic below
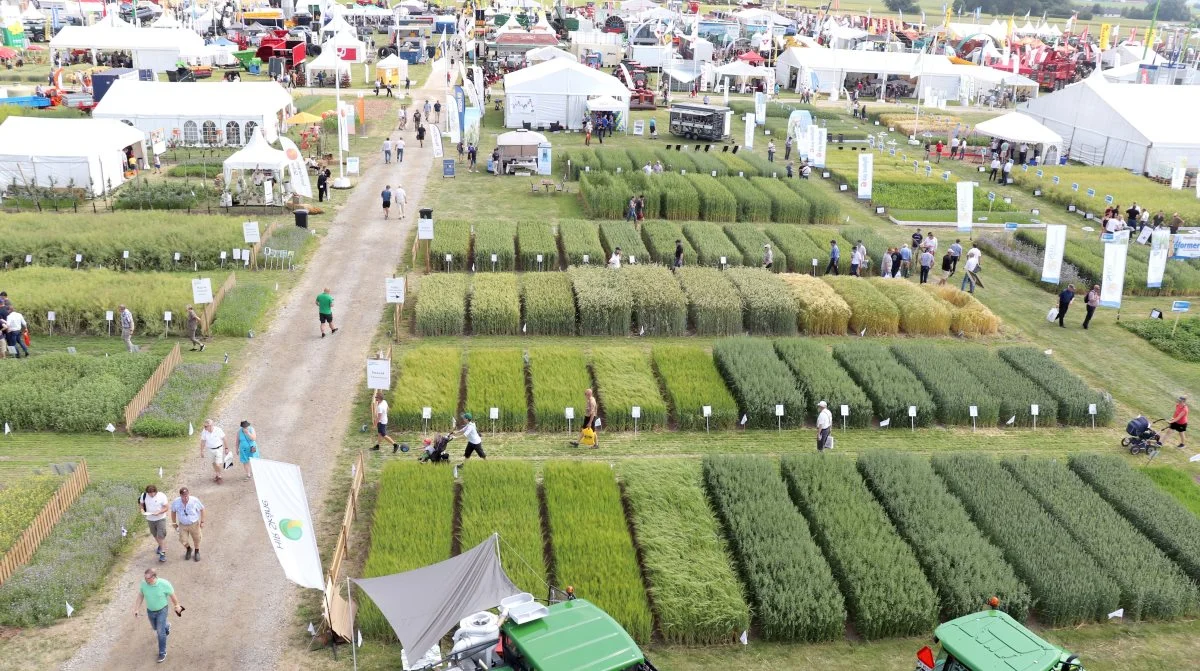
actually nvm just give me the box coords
[1163,396,1189,449]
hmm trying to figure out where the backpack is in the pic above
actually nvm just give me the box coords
[579,427,596,447]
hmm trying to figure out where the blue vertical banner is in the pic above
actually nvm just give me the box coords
[454,85,466,138]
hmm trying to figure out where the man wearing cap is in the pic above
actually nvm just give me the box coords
[816,401,833,452]
[454,412,486,460]
[1163,397,1189,449]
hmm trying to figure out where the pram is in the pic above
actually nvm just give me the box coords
[1122,416,1163,456]
[419,432,454,463]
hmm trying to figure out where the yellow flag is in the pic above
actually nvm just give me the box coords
[943,6,951,29]
[1099,23,1112,51]
[1146,28,1156,49]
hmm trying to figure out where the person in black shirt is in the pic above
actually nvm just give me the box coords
[673,239,684,269]
[317,170,328,202]
[911,228,923,251]
[1057,284,1076,328]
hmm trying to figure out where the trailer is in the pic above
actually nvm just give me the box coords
[668,102,732,141]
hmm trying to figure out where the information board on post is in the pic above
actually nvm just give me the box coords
[856,152,873,200]
[385,277,406,304]
[366,358,391,390]
[243,221,261,244]
[191,278,214,305]
[956,181,974,233]
[417,217,434,240]
[1041,225,1067,284]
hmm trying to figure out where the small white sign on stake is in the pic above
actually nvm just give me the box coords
[105,310,114,322]
[908,405,917,417]
[582,254,590,264]
[47,311,56,321]
[75,254,82,263]
[173,252,181,262]
[421,407,432,419]
[969,405,978,417]
[702,406,712,417]
[775,404,785,417]
[631,406,641,419]
[385,277,406,304]
[840,404,850,416]
[719,256,727,266]
[163,311,172,322]
[123,250,130,259]
[489,407,499,420]
[908,405,917,431]
[1088,403,1097,429]
[366,358,391,390]
[564,407,575,419]
[1030,403,1040,430]
[25,254,32,264]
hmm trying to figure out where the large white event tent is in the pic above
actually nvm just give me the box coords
[50,24,205,72]
[0,117,146,195]
[222,128,289,184]
[322,30,368,63]
[525,46,577,65]
[774,48,963,98]
[973,112,1065,165]
[93,80,293,146]
[1020,74,1200,173]
[503,58,629,130]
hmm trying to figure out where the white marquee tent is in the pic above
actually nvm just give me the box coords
[0,117,145,195]
[93,80,293,145]
[526,46,577,65]
[973,112,1065,165]
[1020,74,1200,172]
[223,128,289,183]
[50,24,205,72]
[503,58,629,130]
[307,47,354,75]
[322,30,368,63]
[775,47,964,99]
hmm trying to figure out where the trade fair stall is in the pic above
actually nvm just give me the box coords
[775,47,962,101]
[376,53,409,86]
[503,58,629,130]
[222,128,290,205]
[92,80,293,146]
[973,111,1065,165]
[49,24,205,72]
[0,117,146,196]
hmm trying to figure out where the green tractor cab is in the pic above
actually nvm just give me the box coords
[916,609,1084,671]
[496,598,656,671]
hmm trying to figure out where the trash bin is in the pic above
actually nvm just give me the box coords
[419,207,433,220]
[294,209,309,229]
[837,133,844,143]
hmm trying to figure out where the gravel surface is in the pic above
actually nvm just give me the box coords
[62,68,441,671]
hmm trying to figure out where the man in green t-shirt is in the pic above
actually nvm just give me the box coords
[316,287,338,338]
[133,568,183,663]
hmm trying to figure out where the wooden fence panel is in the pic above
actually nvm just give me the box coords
[0,461,90,585]
[201,272,238,336]
[327,452,365,586]
[124,343,183,431]
[250,220,282,270]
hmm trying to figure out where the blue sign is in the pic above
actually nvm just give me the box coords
[1005,222,1019,230]
[1036,169,1044,177]
[1022,164,1028,172]
[1071,182,1079,192]
[1086,188,1096,197]
[925,165,932,176]
[889,148,896,156]
[1173,300,1191,312]
[1052,175,1060,185]
[987,191,995,201]
[1100,232,1114,242]
[454,85,466,137]
[942,171,951,181]
[1105,194,1114,205]
[442,159,456,178]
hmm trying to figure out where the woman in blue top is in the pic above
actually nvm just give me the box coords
[238,420,258,480]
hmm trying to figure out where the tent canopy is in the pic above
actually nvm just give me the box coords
[0,117,145,196]
[307,48,353,74]
[50,24,204,52]
[585,95,625,112]
[716,60,768,77]
[504,59,629,130]
[223,128,288,182]
[93,80,293,143]
[974,112,1063,146]
[526,46,577,64]
[377,54,405,69]
[352,535,519,659]
[497,129,548,146]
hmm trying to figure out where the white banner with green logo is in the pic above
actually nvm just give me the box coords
[251,459,324,589]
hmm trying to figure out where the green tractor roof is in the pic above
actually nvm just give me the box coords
[502,599,644,671]
[935,610,1071,671]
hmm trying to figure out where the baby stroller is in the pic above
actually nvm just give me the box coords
[419,432,454,463]
[1122,416,1163,456]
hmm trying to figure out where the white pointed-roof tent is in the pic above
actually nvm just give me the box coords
[322,30,367,63]
[0,117,146,196]
[376,53,409,86]
[93,80,293,145]
[307,48,354,75]
[525,46,577,65]
[1020,75,1200,172]
[223,128,289,183]
[49,23,206,72]
[503,58,629,130]
[774,47,962,98]
[973,112,1065,165]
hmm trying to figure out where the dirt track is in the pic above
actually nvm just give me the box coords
[61,64,445,671]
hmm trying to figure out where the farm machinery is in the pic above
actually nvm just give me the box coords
[915,605,1084,671]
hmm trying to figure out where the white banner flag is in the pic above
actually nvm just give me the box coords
[1147,228,1171,288]
[1100,230,1129,308]
[430,124,444,158]
[805,124,817,161]
[337,103,350,153]
[813,127,827,168]
[857,153,873,200]
[743,113,755,149]
[250,459,324,590]
[1041,224,1067,284]
[754,92,766,125]
[279,136,313,198]
[956,181,974,232]
[1172,233,1200,259]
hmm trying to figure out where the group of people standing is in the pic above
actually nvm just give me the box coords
[826,231,983,293]
[0,292,28,359]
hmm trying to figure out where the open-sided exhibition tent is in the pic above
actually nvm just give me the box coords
[308,47,354,75]
[775,47,962,99]
[525,45,576,65]
[1020,74,1200,173]
[93,80,293,145]
[223,128,289,183]
[974,112,1065,165]
[503,58,628,130]
[49,24,205,72]
[0,117,145,195]
[376,53,409,85]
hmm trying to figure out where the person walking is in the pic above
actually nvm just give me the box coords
[767,140,776,162]
[1082,284,1100,329]
[879,247,893,278]
[120,304,136,353]
[784,136,793,161]
[961,243,981,293]
[608,246,622,269]
[816,400,833,452]
[934,140,943,163]
[673,239,684,270]
[198,418,228,484]
[393,184,407,218]
[762,244,773,270]
[850,240,864,276]
[316,288,337,337]
[381,185,392,219]
[948,239,963,276]
[423,99,432,122]
[911,228,923,251]
[1057,283,1076,328]
[989,155,1001,182]
[317,169,329,202]
[937,250,953,285]
[1163,396,1189,449]
[371,390,399,453]
[455,412,486,460]
[899,243,912,278]
[139,485,170,562]
[416,124,426,148]
[169,487,204,562]
[382,137,392,164]
[918,247,934,284]
[826,239,840,275]
[185,305,204,352]
[395,137,405,164]
[237,420,258,479]
[1002,158,1013,183]
[571,388,601,448]
[434,100,442,123]
[3,307,26,357]
[132,568,182,663]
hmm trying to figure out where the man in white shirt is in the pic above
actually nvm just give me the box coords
[816,400,833,452]
[394,185,408,218]
[455,412,486,459]
[924,233,938,254]
[198,419,228,484]
[372,390,399,453]
[382,137,392,164]
[140,485,170,562]
[3,309,26,357]
[850,240,865,276]
[608,246,622,269]
[170,487,205,562]
[395,137,406,163]
[642,162,653,175]
[961,243,982,293]
[120,304,135,353]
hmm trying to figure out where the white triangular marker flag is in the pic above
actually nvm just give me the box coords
[308,622,316,636]
[188,423,194,436]
[66,602,74,617]
[121,526,127,537]
[1006,416,1016,426]
[860,328,867,337]
[740,414,748,425]
[275,283,279,291]
[158,467,163,478]
[522,323,527,333]
[1190,454,1200,463]
[105,423,116,433]
[739,630,748,645]
[1108,608,1124,619]
[453,464,460,479]
[880,418,891,427]
[1044,349,1053,355]
[357,629,363,648]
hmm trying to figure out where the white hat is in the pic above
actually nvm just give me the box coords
[817,400,827,407]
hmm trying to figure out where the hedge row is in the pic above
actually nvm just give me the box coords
[676,266,743,335]
[652,345,739,430]
[528,347,590,432]
[519,273,576,335]
[640,220,698,266]
[750,177,809,224]
[472,221,517,271]
[414,274,468,336]
[948,346,1057,428]
[599,220,651,263]
[428,219,472,272]
[390,347,461,430]
[998,347,1114,425]
[468,273,520,335]
[713,338,805,428]
[559,219,606,266]
[719,176,772,222]
[591,347,667,431]
[832,342,936,427]
[682,221,743,267]
[464,348,527,432]
[774,339,871,428]
[763,225,830,273]
[684,174,738,221]
[569,266,632,336]
[624,265,688,335]
[516,221,560,270]
[703,455,846,641]
[725,268,798,335]
[891,343,999,426]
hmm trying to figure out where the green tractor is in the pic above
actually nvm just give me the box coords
[491,594,657,671]
[915,606,1084,671]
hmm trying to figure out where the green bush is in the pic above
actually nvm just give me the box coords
[1070,455,1200,584]
[569,266,631,336]
[566,147,600,178]
[468,274,520,335]
[516,221,560,271]
[0,353,161,432]
[750,177,809,223]
[529,347,590,431]
[725,267,798,335]
[857,452,1031,621]
[684,174,737,221]
[113,179,214,210]
[723,223,788,272]
[428,220,472,272]
[681,221,742,266]
[591,347,667,431]
[676,266,742,335]
[623,265,688,336]
[868,279,952,336]
[641,220,698,266]
[459,462,546,595]
[891,343,998,426]
[520,273,576,335]
[580,172,630,219]
[559,219,606,266]
[787,180,841,224]
[1121,318,1200,362]
[782,454,938,639]
[1003,456,1198,621]
[713,338,805,428]
[774,339,870,427]
[703,455,845,641]
[359,463,453,639]
[947,346,1057,427]
[464,348,527,432]
[932,454,1121,627]
[543,461,653,642]
[598,220,650,262]
[719,176,772,222]
[209,283,274,337]
[620,459,751,644]
[131,363,224,437]
[391,347,461,431]
[763,225,828,273]
[822,276,900,335]
[656,172,701,220]
[998,347,1113,426]
[414,274,467,336]
[472,220,517,271]
[832,342,936,427]
[652,345,738,430]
